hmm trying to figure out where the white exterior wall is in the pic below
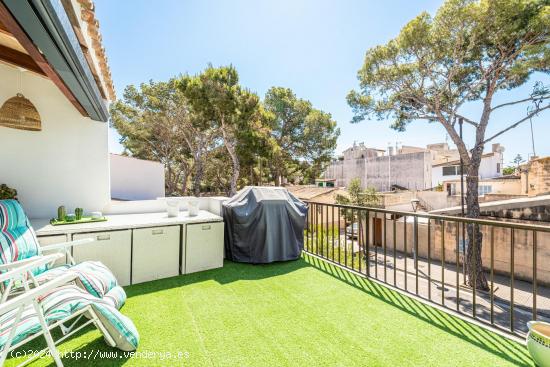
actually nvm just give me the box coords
[431,152,503,188]
[0,63,110,219]
[324,151,432,191]
[110,154,165,200]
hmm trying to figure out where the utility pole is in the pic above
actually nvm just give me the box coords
[388,143,391,192]
[459,117,466,284]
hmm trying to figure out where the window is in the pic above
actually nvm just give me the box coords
[497,163,501,173]
[479,185,492,195]
[446,183,457,195]
[442,165,461,176]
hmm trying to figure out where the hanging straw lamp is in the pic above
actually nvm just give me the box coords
[0,93,42,131]
[0,69,41,131]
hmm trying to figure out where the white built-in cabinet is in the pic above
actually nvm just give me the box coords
[185,222,224,274]
[72,230,132,286]
[36,221,224,287]
[132,225,180,284]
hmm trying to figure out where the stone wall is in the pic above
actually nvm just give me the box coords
[377,218,550,285]
[522,157,550,196]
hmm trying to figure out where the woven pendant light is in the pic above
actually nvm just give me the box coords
[0,93,41,131]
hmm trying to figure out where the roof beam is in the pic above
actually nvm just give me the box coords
[0,44,45,75]
[0,1,87,116]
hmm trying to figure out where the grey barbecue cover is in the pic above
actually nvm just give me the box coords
[223,186,308,263]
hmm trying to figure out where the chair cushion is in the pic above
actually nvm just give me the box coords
[35,261,120,302]
[0,284,139,352]
[0,200,41,266]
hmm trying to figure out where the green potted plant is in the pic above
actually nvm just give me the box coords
[0,184,17,200]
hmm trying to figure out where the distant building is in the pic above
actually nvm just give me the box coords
[324,142,432,191]
[433,143,504,190]
[324,142,505,192]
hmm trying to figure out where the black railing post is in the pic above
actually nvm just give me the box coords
[533,230,538,321]
[301,201,549,338]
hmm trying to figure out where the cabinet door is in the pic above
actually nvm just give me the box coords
[185,222,224,274]
[37,235,68,266]
[132,226,180,284]
[72,230,132,286]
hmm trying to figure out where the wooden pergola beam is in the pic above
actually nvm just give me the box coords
[0,2,87,116]
[0,44,45,76]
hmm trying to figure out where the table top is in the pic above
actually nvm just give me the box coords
[32,210,223,236]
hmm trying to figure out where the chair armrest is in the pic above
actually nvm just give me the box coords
[0,256,41,272]
[40,238,94,252]
[0,254,64,283]
[0,272,78,314]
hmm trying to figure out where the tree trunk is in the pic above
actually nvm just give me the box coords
[165,164,176,196]
[181,168,189,196]
[220,123,239,196]
[193,154,204,196]
[465,167,489,291]
[226,142,240,196]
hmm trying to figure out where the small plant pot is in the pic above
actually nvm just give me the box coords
[527,321,550,367]
[66,214,76,222]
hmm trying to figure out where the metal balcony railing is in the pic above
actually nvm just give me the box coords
[304,201,550,338]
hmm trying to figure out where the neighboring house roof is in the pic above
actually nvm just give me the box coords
[432,152,497,167]
[431,194,550,216]
[287,186,346,203]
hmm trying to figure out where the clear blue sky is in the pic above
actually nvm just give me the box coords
[95,0,549,165]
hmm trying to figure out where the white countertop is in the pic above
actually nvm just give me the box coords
[32,210,223,236]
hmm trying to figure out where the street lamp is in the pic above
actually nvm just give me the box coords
[410,198,420,212]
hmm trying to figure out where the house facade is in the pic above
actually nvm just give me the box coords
[324,142,505,194]
[433,143,505,193]
[0,0,114,218]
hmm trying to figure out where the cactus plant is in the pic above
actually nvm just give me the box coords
[57,206,66,222]
[75,207,83,220]
[0,184,17,200]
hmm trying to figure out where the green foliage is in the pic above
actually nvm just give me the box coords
[177,65,270,195]
[348,0,550,289]
[513,154,525,167]
[348,0,549,205]
[110,65,339,196]
[263,87,340,185]
[502,166,516,175]
[335,178,380,223]
[0,184,17,200]
[435,183,444,192]
[110,80,192,195]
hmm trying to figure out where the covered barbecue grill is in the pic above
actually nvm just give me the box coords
[223,186,308,263]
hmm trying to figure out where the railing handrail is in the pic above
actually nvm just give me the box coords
[304,200,546,338]
[305,200,550,233]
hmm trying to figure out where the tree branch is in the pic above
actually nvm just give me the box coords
[482,104,550,145]
[491,95,550,112]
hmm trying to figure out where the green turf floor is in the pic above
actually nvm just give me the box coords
[6,254,533,366]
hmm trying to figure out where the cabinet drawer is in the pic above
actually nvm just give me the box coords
[72,230,132,286]
[37,235,68,266]
[132,226,180,284]
[185,222,224,274]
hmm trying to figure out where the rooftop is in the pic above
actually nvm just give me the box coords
[5,256,532,367]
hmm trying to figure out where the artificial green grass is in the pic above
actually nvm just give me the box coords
[6,254,532,366]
